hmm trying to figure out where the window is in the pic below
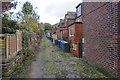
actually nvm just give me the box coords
[71,43,77,51]
[77,5,81,17]
[69,28,74,37]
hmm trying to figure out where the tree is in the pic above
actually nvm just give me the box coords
[2,14,23,34]
[44,23,52,31]
[17,1,38,33]
[22,1,33,15]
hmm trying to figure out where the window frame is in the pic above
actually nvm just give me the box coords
[69,28,74,37]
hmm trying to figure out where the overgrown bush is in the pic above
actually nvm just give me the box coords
[39,28,44,36]
[2,14,23,34]
[25,48,33,56]
[22,30,31,48]
[2,27,13,34]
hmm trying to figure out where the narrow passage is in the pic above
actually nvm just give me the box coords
[26,36,105,78]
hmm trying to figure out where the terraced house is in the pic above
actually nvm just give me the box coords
[68,3,83,58]
[82,2,120,77]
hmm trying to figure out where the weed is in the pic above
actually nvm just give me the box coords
[17,49,23,55]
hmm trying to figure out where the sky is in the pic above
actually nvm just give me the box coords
[9,0,82,25]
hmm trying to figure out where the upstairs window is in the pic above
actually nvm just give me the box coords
[77,5,82,17]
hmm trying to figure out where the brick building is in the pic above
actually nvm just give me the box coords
[65,12,76,26]
[68,22,83,57]
[76,3,82,22]
[82,2,120,77]
[56,19,68,40]
[67,3,83,58]
[56,27,67,40]
[59,19,65,27]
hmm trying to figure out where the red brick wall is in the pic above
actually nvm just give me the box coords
[75,24,82,42]
[70,43,79,57]
[68,23,82,43]
[68,24,75,43]
[56,28,67,40]
[117,2,120,77]
[65,14,75,26]
[62,29,68,40]
[76,16,82,22]
[82,2,120,77]
[67,19,75,26]
[56,29,60,39]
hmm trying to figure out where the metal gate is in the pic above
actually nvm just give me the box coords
[79,38,83,58]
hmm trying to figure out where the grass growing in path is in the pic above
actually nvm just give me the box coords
[73,59,107,78]
[52,41,107,78]
[10,55,34,78]
[45,37,108,78]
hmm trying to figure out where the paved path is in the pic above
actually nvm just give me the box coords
[26,36,82,78]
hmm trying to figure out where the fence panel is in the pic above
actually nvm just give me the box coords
[7,34,17,59]
[1,30,22,60]
[16,30,22,51]
[0,34,6,58]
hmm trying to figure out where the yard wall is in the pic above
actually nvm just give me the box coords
[56,28,67,40]
[82,2,120,77]
[68,22,82,43]
[68,22,83,58]
[70,43,79,57]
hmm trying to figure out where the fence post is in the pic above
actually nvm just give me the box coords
[16,32,18,52]
[5,34,9,59]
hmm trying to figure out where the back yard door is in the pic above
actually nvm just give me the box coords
[79,38,83,58]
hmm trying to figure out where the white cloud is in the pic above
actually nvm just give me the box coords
[10,0,82,25]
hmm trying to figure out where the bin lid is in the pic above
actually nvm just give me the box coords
[61,40,68,44]
[54,38,58,40]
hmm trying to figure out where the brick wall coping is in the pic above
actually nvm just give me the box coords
[68,22,82,28]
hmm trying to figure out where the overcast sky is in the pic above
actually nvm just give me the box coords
[9,0,82,25]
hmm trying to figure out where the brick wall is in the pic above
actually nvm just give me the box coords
[68,22,82,43]
[76,16,82,22]
[82,2,120,77]
[65,14,75,26]
[70,43,79,57]
[67,19,75,26]
[56,28,67,40]
[62,29,68,40]
[56,29,61,40]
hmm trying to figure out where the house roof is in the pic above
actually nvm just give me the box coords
[66,12,76,19]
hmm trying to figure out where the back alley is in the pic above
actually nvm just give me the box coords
[25,36,106,78]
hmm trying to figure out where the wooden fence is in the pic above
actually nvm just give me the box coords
[0,30,22,60]
[0,34,5,58]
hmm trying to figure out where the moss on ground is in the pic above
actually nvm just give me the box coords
[68,59,107,78]
[45,62,66,78]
